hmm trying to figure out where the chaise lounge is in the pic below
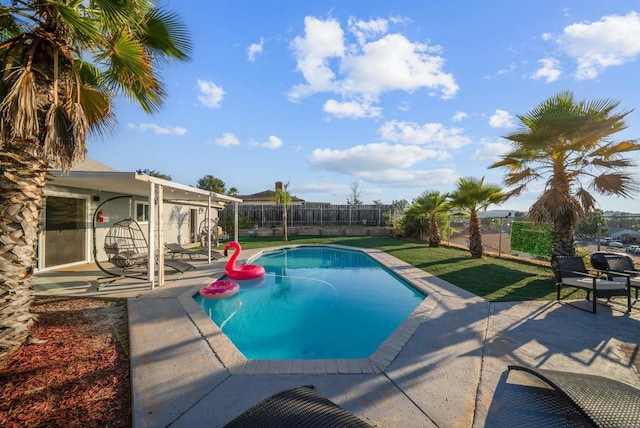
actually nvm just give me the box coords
[165,242,225,260]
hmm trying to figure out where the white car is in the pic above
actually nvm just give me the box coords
[607,241,624,248]
[626,245,639,253]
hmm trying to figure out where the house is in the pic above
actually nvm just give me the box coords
[41,158,242,285]
[236,181,306,206]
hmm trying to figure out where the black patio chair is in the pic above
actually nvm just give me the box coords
[553,256,630,313]
[590,252,640,305]
[508,365,640,428]
[224,385,373,428]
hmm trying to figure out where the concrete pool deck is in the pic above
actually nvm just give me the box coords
[36,245,640,427]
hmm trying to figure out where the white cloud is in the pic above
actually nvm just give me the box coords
[488,110,515,128]
[323,99,382,118]
[215,132,240,147]
[340,33,457,98]
[288,16,458,116]
[348,17,389,44]
[359,168,459,187]
[308,142,438,174]
[541,32,553,41]
[288,16,345,101]
[531,58,562,83]
[247,37,264,62]
[379,120,471,149]
[470,140,512,162]
[557,11,640,79]
[452,111,468,122]
[127,123,187,136]
[197,79,225,108]
[259,135,283,149]
[308,142,458,188]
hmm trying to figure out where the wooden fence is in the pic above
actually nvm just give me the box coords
[219,204,393,229]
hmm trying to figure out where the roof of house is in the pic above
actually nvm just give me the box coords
[236,189,305,203]
[70,157,119,172]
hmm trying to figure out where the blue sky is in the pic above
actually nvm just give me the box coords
[87,1,640,213]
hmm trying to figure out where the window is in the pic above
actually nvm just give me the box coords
[135,202,149,222]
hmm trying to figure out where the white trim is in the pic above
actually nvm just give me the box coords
[37,191,92,271]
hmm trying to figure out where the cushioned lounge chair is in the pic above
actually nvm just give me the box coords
[590,252,639,306]
[165,242,224,260]
[553,256,630,313]
[224,385,372,428]
[508,365,640,428]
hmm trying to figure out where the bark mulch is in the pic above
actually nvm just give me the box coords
[0,297,131,427]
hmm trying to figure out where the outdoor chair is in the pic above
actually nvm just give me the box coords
[553,256,630,313]
[224,385,372,428]
[508,365,640,428]
[590,252,640,305]
[165,242,224,260]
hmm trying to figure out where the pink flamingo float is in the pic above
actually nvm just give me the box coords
[224,241,265,280]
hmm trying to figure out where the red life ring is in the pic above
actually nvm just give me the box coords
[199,280,239,299]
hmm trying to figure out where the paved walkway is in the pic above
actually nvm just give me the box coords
[35,247,640,427]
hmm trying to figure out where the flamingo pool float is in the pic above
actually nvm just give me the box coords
[224,241,265,280]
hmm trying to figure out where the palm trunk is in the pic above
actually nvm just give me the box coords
[427,215,441,247]
[283,208,288,242]
[0,148,48,362]
[468,211,483,258]
[552,215,575,259]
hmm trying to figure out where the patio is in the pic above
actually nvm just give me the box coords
[34,247,640,427]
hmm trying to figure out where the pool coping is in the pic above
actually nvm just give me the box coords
[178,244,444,375]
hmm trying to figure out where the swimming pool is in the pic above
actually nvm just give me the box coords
[194,246,425,360]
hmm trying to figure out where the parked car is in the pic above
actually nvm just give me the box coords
[626,245,639,253]
[607,241,624,248]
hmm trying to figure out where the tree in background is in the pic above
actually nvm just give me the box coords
[576,209,608,242]
[196,175,226,193]
[136,169,172,181]
[490,91,639,259]
[273,182,292,241]
[404,191,449,247]
[347,180,363,205]
[227,187,238,196]
[450,177,505,258]
[385,199,409,235]
[0,0,191,361]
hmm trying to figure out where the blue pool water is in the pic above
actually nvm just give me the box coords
[194,246,425,360]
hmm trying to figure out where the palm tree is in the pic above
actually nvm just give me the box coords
[0,0,191,361]
[450,177,505,258]
[405,191,449,247]
[489,91,640,259]
[273,182,292,241]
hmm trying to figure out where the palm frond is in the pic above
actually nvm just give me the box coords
[1,65,39,138]
[142,8,192,62]
[592,174,639,198]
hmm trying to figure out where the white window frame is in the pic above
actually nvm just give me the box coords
[135,201,150,223]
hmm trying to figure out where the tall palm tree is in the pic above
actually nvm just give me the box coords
[273,182,291,241]
[489,91,639,259]
[450,177,505,258]
[0,0,191,361]
[405,190,449,247]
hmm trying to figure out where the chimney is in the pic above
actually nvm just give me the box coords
[275,181,283,191]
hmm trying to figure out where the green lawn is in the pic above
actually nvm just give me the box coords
[221,235,584,302]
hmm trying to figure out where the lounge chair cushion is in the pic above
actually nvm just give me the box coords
[561,277,626,290]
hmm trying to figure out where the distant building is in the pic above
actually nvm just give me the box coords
[236,181,306,206]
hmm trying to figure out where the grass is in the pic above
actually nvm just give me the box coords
[222,235,580,302]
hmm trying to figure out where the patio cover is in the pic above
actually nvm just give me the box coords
[48,169,242,288]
